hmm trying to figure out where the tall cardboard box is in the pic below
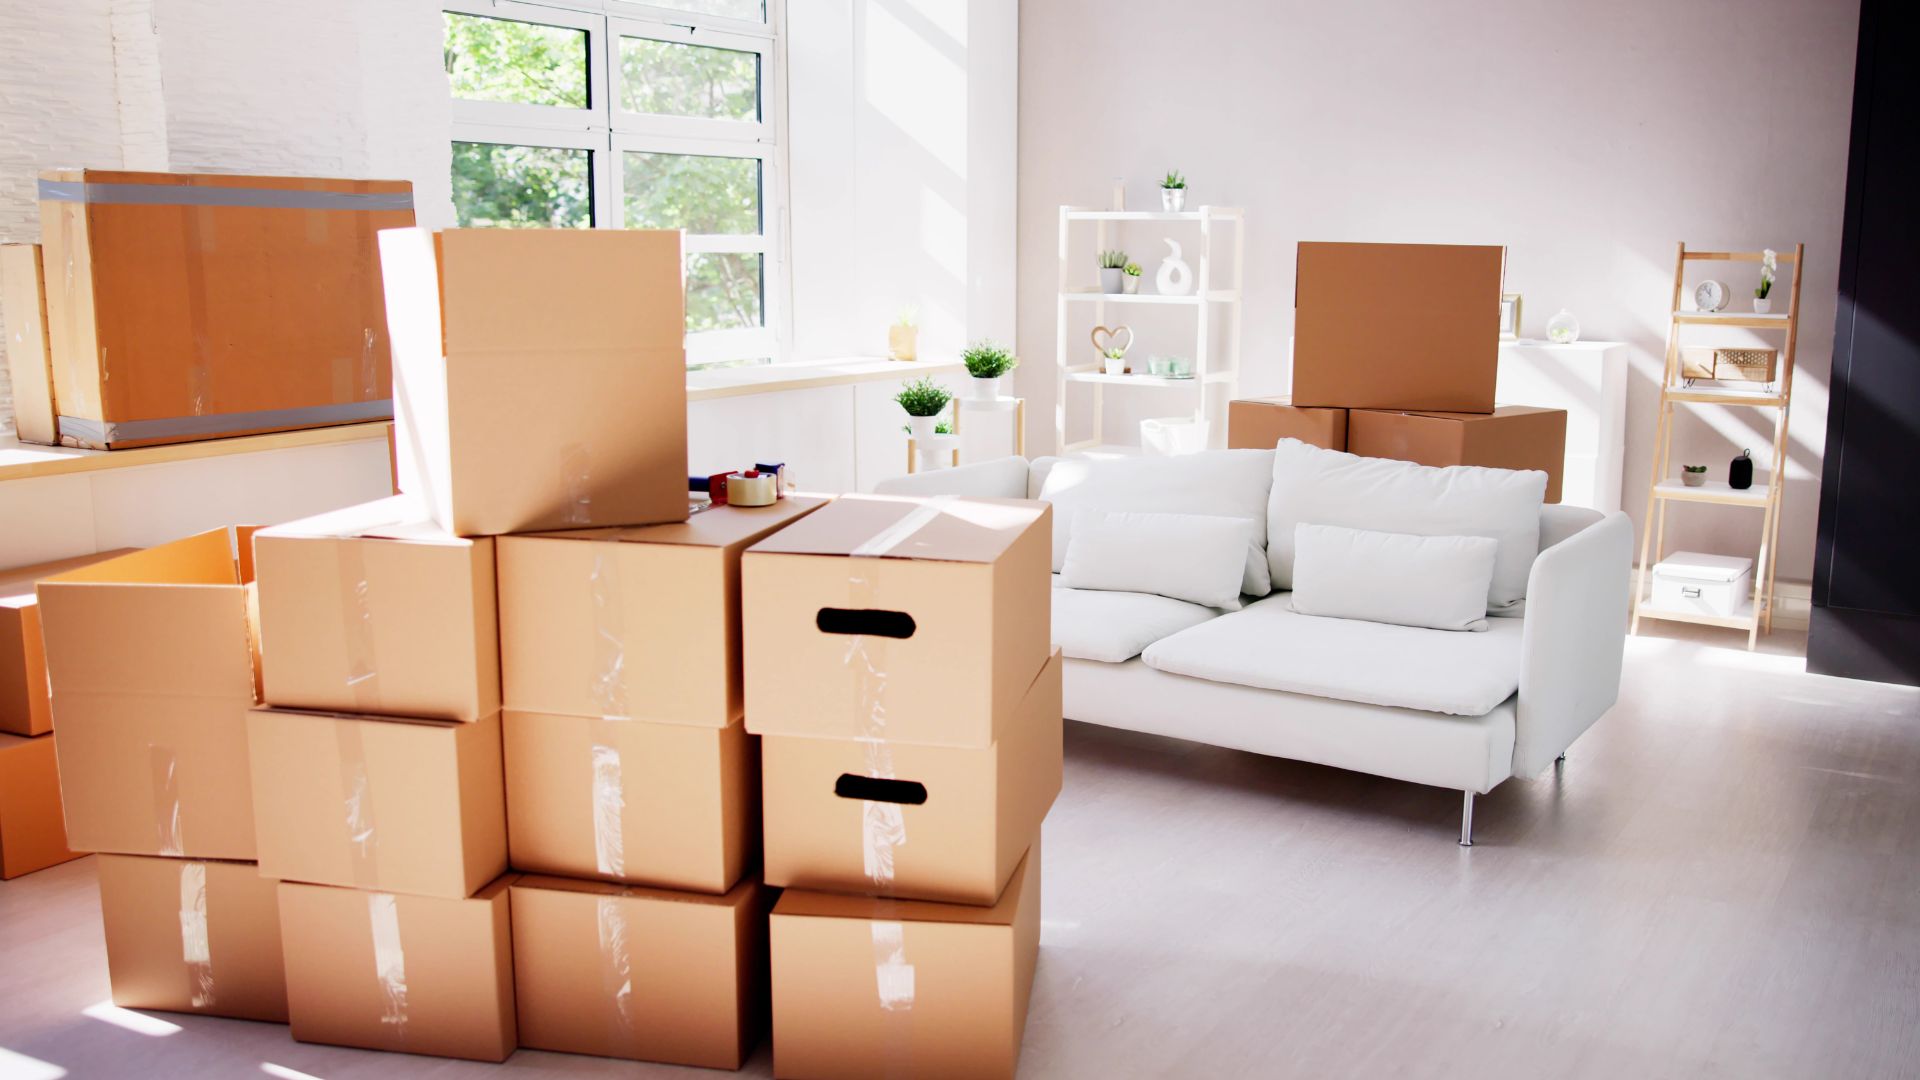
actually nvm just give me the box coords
[1,243,58,445]
[36,531,261,859]
[743,495,1053,749]
[770,846,1041,1080]
[0,549,137,736]
[1292,242,1506,413]
[36,170,412,449]
[1227,396,1347,451]
[504,711,754,893]
[1348,405,1568,503]
[95,854,289,1021]
[277,877,518,1061]
[380,227,689,536]
[510,873,771,1069]
[498,498,827,724]
[761,651,1062,905]
[247,708,507,899]
[254,497,499,722]
[0,733,79,878]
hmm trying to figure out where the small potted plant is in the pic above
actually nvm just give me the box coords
[1160,169,1187,212]
[1103,347,1129,376]
[1121,261,1142,295]
[895,376,952,444]
[1681,464,1708,487]
[1754,248,1777,314]
[1098,250,1128,294]
[960,340,1018,400]
[888,306,918,360]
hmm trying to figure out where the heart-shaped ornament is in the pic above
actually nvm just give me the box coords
[1089,324,1134,357]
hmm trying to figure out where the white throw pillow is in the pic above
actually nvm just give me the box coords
[1290,524,1497,631]
[1060,510,1252,610]
[1266,439,1545,611]
[1039,449,1275,596]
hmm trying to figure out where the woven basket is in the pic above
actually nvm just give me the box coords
[1680,346,1777,382]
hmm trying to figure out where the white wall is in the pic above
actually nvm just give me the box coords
[1015,0,1859,580]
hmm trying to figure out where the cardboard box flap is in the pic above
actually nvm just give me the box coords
[0,549,140,608]
[514,873,752,908]
[749,495,1049,564]
[518,496,828,550]
[251,704,465,731]
[1370,404,1562,423]
[40,529,248,588]
[773,848,1033,925]
[432,229,684,355]
[255,495,466,546]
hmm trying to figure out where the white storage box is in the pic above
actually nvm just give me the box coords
[1651,551,1753,617]
[1141,417,1210,455]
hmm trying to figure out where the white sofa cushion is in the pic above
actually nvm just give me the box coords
[1062,510,1253,610]
[1266,439,1545,611]
[1039,449,1275,597]
[1141,593,1524,716]
[1290,524,1497,632]
[1051,577,1219,663]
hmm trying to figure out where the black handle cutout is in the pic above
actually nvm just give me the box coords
[816,608,916,639]
[834,774,928,805]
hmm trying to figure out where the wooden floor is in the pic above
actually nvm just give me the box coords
[2,624,1916,1079]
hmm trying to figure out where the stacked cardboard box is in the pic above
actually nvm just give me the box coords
[35,531,290,1021]
[1228,242,1567,498]
[743,494,1061,1079]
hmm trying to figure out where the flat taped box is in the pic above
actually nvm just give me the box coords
[0,733,80,878]
[1347,405,1568,503]
[277,876,518,1062]
[1292,241,1506,413]
[0,549,137,736]
[254,496,499,722]
[743,495,1053,749]
[510,873,771,1069]
[36,530,262,859]
[497,497,827,725]
[37,170,412,449]
[381,227,688,536]
[770,845,1041,1080]
[1227,396,1347,451]
[95,853,288,1021]
[762,651,1061,905]
[247,707,506,899]
[504,711,754,894]
[0,243,57,445]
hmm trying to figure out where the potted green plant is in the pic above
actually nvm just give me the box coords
[1121,261,1143,295]
[960,340,1018,400]
[1754,248,1777,314]
[1098,250,1128,294]
[895,376,952,444]
[889,305,918,360]
[1681,464,1707,488]
[1160,169,1187,212]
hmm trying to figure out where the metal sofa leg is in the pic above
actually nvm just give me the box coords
[1459,791,1475,847]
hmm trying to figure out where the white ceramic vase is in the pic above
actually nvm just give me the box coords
[1155,239,1194,296]
[1121,275,1140,294]
[968,375,1000,400]
[1754,297,1773,314]
[1099,267,1124,294]
[907,414,939,443]
[1103,356,1128,376]
[1161,188,1186,212]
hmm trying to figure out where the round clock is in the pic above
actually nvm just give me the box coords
[1693,279,1729,312]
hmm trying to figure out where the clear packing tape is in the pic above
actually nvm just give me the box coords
[178,860,215,1009]
[337,721,379,888]
[149,743,184,857]
[588,545,635,881]
[367,892,410,1042]
[597,894,637,1046]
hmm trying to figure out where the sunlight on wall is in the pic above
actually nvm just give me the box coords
[863,0,968,179]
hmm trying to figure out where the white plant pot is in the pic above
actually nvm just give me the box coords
[968,375,1000,400]
[907,414,940,443]
[1121,276,1141,294]
[1099,267,1124,294]
[1753,297,1773,314]
[1161,188,1186,212]
[1103,357,1128,376]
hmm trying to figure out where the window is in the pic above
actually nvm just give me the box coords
[443,0,785,366]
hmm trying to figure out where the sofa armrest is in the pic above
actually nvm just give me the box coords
[869,455,1031,499]
[1515,510,1633,777]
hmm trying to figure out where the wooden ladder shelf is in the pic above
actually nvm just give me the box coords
[1632,242,1804,650]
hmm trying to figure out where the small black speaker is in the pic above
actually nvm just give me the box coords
[1730,449,1754,490]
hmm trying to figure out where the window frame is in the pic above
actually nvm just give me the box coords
[443,0,789,367]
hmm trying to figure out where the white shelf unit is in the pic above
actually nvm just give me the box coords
[1053,205,1245,455]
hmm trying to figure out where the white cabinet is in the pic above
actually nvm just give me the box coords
[1496,341,1630,512]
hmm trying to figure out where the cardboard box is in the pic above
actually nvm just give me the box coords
[1,243,58,445]
[95,854,288,1021]
[36,531,261,859]
[278,877,517,1062]
[1348,405,1568,503]
[510,873,771,1069]
[254,496,498,722]
[36,170,412,450]
[0,549,137,736]
[743,495,1052,749]
[498,498,826,725]
[0,733,80,878]
[1292,241,1506,413]
[1227,396,1347,451]
[770,844,1041,1080]
[380,227,689,536]
[503,711,753,894]
[248,707,506,899]
[762,651,1060,905]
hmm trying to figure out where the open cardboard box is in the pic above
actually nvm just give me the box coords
[96,853,288,1022]
[0,549,138,736]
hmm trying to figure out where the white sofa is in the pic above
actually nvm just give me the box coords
[873,447,1634,845]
